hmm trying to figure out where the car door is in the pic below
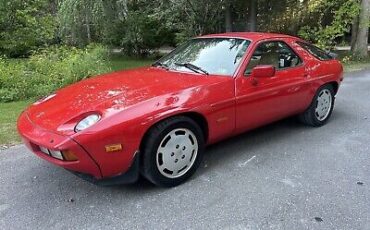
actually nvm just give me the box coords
[234,40,311,133]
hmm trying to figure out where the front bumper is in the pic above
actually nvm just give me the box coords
[70,153,140,186]
[17,112,103,179]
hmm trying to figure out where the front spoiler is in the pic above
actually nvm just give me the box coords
[69,153,140,186]
[18,111,103,178]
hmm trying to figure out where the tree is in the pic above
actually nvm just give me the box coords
[247,0,257,31]
[58,0,107,46]
[298,0,360,49]
[351,15,360,50]
[225,2,233,32]
[157,0,224,44]
[118,0,175,55]
[1,0,364,57]
[352,0,370,59]
[0,0,56,57]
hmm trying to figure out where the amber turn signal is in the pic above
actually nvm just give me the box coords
[62,150,79,161]
[105,144,123,153]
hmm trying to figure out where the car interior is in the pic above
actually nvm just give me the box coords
[245,41,302,75]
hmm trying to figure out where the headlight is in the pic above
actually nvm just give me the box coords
[33,94,56,105]
[75,114,101,132]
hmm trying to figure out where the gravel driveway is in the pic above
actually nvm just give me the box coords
[1,69,370,230]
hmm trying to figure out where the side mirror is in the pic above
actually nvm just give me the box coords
[251,65,276,78]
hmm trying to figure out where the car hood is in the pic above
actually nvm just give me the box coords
[26,67,224,134]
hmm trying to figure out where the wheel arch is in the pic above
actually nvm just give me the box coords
[327,81,339,95]
[139,112,209,154]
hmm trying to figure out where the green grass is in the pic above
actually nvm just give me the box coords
[0,101,30,146]
[108,55,155,71]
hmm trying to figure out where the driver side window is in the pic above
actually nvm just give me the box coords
[245,41,302,75]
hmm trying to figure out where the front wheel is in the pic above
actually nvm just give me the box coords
[299,84,335,127]
[141,116,204,187]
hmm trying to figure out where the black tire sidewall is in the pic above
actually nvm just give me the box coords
[142,117,204,187]
[309,85,335,126]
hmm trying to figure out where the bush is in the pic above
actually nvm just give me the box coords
[0,0,56,58]
[119,11,175,56]
[298,0,360,49]
[0,45,111,103]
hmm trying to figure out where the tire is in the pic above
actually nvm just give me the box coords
[299,84,335,127]
[141,116,205,187]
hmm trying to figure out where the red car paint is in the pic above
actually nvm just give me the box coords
[17,33,343,180]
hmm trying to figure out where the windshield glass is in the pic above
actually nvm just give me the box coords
[157,38,251,76]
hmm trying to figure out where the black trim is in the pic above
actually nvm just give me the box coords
[69,153,140,186]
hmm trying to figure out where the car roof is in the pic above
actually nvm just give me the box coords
[198,32,300,42]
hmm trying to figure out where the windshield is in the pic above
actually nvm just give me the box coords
[157,38,251,76]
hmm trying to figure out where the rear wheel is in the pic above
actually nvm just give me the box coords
[299,84,335,127]
[141,116,204,187]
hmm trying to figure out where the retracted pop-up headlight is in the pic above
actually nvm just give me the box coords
[74,114,101,132]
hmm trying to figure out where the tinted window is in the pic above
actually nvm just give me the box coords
[245,41,302,74]
[158,38,251,76]
[297,41,333,61]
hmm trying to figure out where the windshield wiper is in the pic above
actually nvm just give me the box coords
[175,62,209,75]
[152,61,169,70]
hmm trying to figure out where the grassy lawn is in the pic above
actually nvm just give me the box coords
[109,56,155,71]
[0,101,31,147]
[0,56,369,147]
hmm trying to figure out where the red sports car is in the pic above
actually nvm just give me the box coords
[18,32,343,187]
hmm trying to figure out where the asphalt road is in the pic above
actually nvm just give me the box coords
[1,70,370,230]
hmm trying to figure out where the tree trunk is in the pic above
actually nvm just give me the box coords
[247,0,257,32]
[225,3,232,32]
[352,0,370,59]
[71,30,76,46]
[49,0,58,15]
[85,8,92,44]
[351,15,359,51]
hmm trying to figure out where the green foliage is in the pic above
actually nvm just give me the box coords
[298,0,360,49]
[169,0,224,42]
[0,45,111,102]
[57,0,174,55]
[109,55,154,71]
[119,1,175,56]
[0,0,367,56]
[0,0,56,57]
[58,0,110,46]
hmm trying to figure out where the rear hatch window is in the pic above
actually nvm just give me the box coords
[297,41,333,61]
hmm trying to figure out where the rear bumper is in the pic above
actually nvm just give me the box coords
[17,112,103,179]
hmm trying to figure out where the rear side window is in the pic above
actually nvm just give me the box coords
[297,41,333,61]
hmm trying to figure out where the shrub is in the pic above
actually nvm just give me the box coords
[298,0,360,49]
[0,0,56,58]
[0,45,111,103]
